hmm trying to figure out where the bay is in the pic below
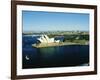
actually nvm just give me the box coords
[22,35,89,69]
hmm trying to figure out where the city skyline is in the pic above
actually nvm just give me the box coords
[22,11,89,32]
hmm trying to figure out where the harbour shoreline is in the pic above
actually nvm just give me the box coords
[32,42,89,48]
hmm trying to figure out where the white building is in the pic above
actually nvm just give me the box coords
[37,35,60,43]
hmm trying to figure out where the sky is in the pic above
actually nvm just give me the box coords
[22,11,89,32]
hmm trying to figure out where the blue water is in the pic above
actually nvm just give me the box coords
[22,35,89,69]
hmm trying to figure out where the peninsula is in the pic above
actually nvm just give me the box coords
[32,34,89,48]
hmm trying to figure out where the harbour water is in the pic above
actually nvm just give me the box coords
[22,35,89,69]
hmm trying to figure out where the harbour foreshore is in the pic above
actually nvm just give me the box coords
[32,42,88,48]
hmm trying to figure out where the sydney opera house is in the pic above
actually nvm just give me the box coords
[32,35,63,48]
[37,35,60,43]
